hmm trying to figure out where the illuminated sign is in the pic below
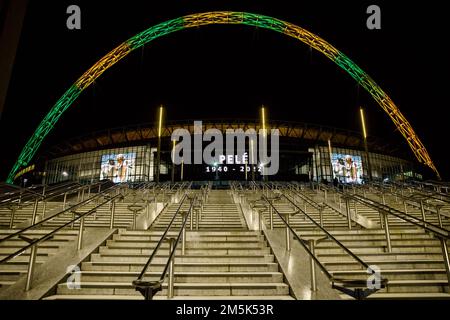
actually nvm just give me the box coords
[100,153,136,183]
[331,153,364,184]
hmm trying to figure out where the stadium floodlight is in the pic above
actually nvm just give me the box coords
[360,107,372,181]
[360,108,367,139]
[158,105,164,138]
[261,105,266,135]
[156,105,164,183]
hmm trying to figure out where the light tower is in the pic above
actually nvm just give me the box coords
[156,105,164,183]
[360,107,373,181]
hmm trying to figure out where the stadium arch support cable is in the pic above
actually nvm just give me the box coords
[6,11,439,183]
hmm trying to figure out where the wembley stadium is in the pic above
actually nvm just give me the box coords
[27,118,419,186]
[0,2,449,305]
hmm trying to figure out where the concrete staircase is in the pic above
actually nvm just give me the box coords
[338,189,450,230]
[2,184,449,300]
[267,201,360,230]
[41,199,141,229]
[0,229,79,292]
[152,190,246,231]
[44,229,292,299]
[43,190,293,300]
[296,222,450,299]
[0,202,63,228]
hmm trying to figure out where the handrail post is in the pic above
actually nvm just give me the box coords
[77,215,85,250]
[269,203,273,230]
[403,201,408,214]
[195,208,200,231]
[190,207,193,231]
[319,205,324,227]
[109,200,116,229]
[257,208,263,231]
[381,212,392,253]
[9,205,17,229]
[436,206,443,228]
[31,198,39,225]
[285,214,291,251]
[344,197,352,230]
[25,244,38,291]
[133,209,137,230]
[439,238,450,287]
[63,192,68,210]
[309,240,317,292]
[181,211,187,255]
[420,200,427,227]
[41,199,47,219]
[167,237,175,299]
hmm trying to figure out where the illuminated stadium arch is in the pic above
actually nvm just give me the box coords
[6,11,439,183]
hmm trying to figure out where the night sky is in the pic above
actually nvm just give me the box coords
[0,1,449,180]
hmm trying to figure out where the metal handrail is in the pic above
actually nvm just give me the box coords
[0,183,45,201]
[0,181,110,217]
[0,192,124,265]
[326,185,450,240]
[134,193,189,281]
[248,182,387,299]
[375,184,450,204]
[0,181,80,207]
[158,195,196,282]
[132,192,194,299]
[263,191,371,272]
[0,183,121,245]
[368,182,450,216]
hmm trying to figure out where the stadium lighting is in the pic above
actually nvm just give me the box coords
[260,105,268,181]
[360,107,372,181]
[158,105,164,138]
[360,107,367,139]
[156,105,164,183]
[261,105,266,135]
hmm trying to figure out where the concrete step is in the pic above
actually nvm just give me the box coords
[55,282,290,296]
[44,294,295,300]
[323,259,445,270]
[331,269,448,280]
[105,242,265,249]
[82,261,279,272]
[91,253,275,263]
[78,271,284,283]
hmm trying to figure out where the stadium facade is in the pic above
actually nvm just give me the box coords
[36,120,420,186]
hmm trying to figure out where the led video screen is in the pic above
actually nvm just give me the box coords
[100,153,136,183]
[331,153,364,184]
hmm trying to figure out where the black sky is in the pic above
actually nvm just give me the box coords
[0,0,449,180]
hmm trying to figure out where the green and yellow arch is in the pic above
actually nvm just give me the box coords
[6,11,439,183]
